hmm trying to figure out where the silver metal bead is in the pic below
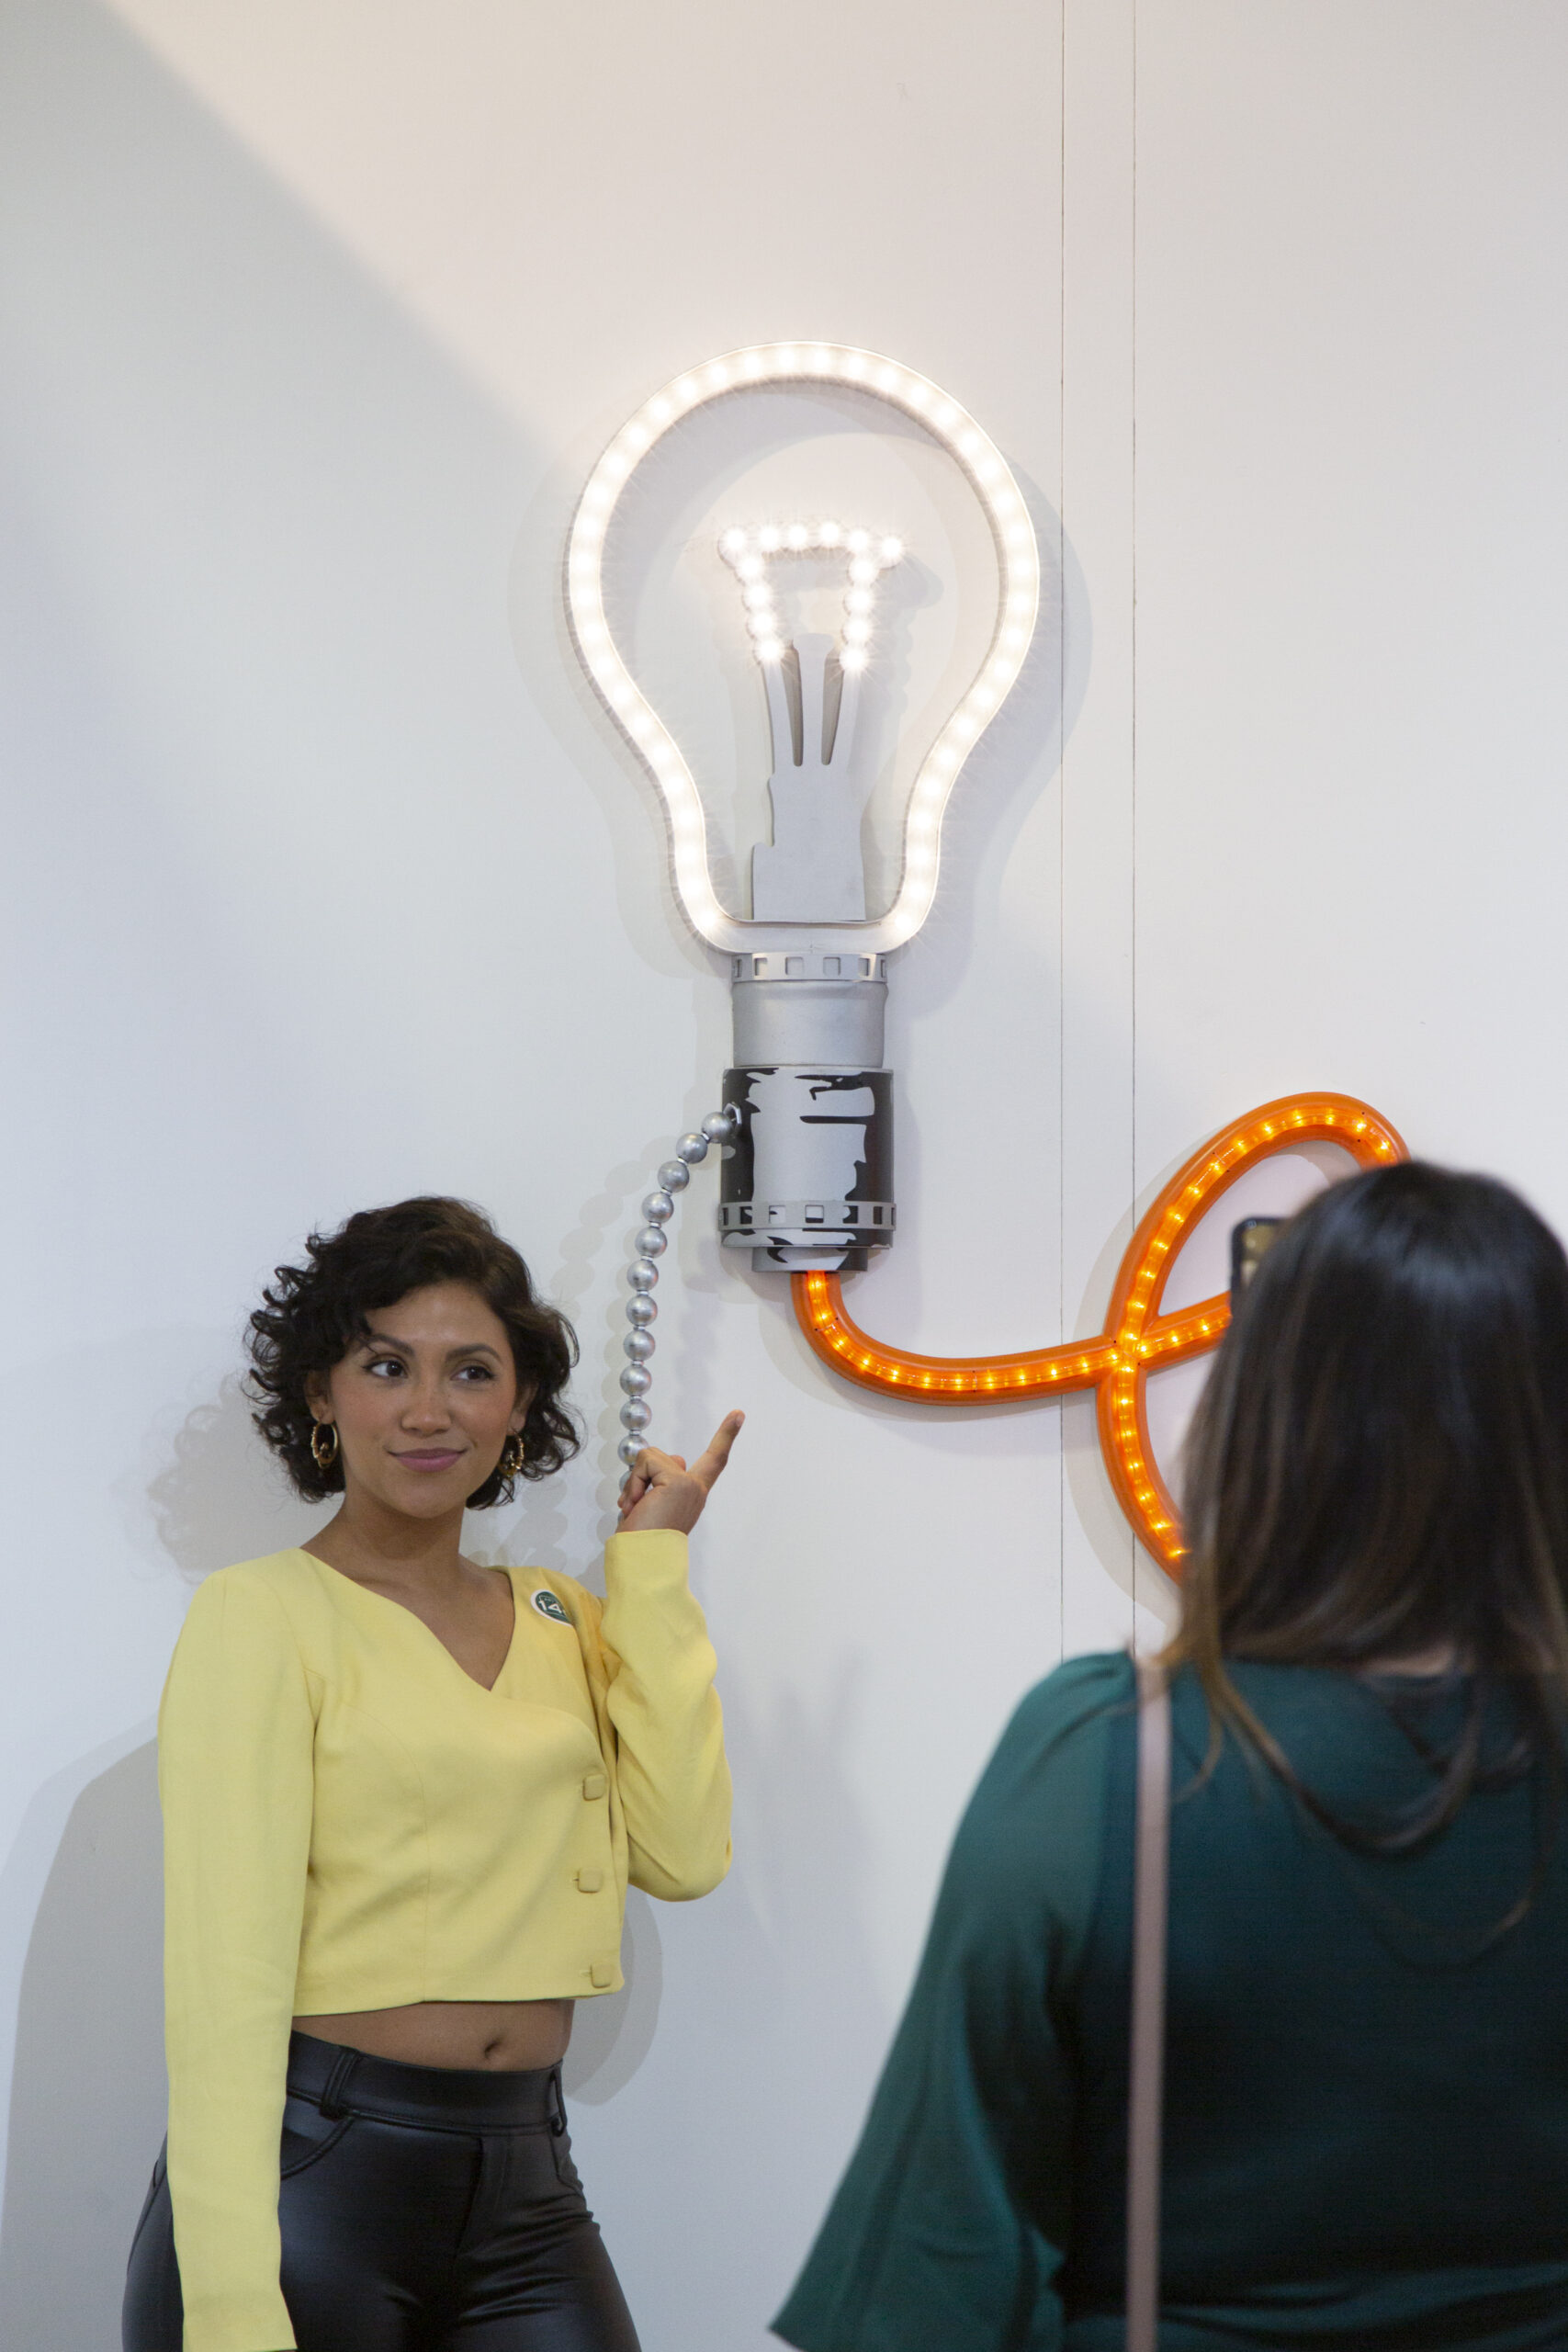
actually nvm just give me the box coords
[657,1159,690,1193]
[619,1365,651,1397]
[627,1259,659,1294]
[626,1296,657,1328]
[676,1131,708,1163]
[702,1110,737,1143]
[641,1191,675,1224]
[617,1435,643,1467]
[620,1399,651,1432]
[634,1225,667,1258]
[623,1329,655,1361]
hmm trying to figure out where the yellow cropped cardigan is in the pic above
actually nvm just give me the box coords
[159,1531,731,2352]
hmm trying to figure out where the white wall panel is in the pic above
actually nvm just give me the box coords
[0,2,1070,2345]
[1133,1,1568,1205]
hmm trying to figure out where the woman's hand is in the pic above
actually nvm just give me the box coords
[617,1410,744,1536]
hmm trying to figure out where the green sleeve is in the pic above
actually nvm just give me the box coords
[773,1652,1128,2352]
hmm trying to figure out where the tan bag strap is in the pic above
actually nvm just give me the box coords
[1126,1657,1172,2352]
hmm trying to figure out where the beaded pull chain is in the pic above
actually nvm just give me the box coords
[618,1108,739,1469]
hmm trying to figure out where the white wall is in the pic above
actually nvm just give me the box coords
[1,4,1565,2346]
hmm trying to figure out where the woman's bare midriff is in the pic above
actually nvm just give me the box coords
[294,1998,575,2072]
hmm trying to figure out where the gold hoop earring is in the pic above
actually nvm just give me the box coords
[310,1421,340,1471]
[500,1432,525,1478]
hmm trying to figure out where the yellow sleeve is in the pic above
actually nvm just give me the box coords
[159,1569,314,2352]
[598,1529,732,1901]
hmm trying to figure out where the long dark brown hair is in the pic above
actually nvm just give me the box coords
[1170,1162,1568,1853]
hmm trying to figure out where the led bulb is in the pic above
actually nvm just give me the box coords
[566,341,1040,961]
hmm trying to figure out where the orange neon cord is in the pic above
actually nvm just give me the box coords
[792,1091,1407,1576]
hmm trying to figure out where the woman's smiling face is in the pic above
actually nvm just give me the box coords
[306,1281,529,1520]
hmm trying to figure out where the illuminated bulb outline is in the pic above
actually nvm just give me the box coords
[565,343,1041,953]
[789,1091,1409,1576]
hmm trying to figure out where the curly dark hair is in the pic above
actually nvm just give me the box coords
[247,1196,580,1507]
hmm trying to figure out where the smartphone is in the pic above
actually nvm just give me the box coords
[1229,1216,1285,1313]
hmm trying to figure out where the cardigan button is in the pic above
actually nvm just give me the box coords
[576,1868,604,1893]
[581,1772,607,1800]
[590,1962,615,1988]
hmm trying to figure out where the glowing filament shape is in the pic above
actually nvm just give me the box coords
[718,524,907,923]
[717,522,904,674]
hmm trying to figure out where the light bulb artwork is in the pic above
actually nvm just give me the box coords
[567,343,1040,1276]
[791,1091,1409,1571]
[565,349,1403,1582]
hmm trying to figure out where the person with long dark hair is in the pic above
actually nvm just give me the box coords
[775,1162,1568,2350]
[123,1195,739,2352]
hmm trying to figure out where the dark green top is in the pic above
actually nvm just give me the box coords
[773,1655,1568,2352]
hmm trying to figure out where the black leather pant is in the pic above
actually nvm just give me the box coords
[122,2032,641,2352]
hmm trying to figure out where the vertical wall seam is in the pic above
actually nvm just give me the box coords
[1129,0,1141,1626]
[1058,0,1068,1664]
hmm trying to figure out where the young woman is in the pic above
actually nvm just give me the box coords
[123,1195,739,2352]
[776,1162,1568,2351]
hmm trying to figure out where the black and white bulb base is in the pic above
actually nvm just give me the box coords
[717,950,894,1273]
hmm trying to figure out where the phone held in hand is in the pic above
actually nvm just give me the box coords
[1230,1216,1285,1314]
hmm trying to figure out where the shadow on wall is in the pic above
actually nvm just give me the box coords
[136,1368,324,1586]
[564,1891,664,2105]
[0,1744,164,2352]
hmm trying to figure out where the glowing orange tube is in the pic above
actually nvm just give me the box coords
[793,1091,1407,1574]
